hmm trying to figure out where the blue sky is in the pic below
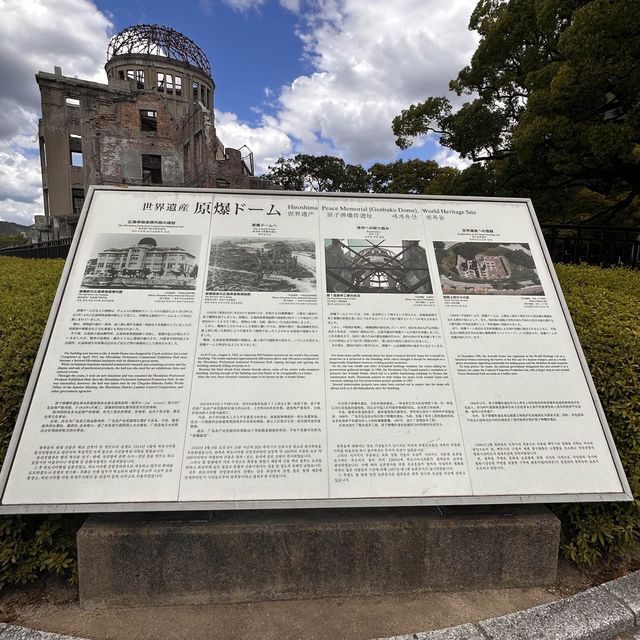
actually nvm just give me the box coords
[0,0,478,225]
[96,0,307,121]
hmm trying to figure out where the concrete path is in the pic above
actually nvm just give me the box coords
[1,565,639,640]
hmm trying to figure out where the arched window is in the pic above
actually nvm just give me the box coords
[369,271,389,288]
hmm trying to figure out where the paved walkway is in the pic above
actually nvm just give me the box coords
[1,567,639,640]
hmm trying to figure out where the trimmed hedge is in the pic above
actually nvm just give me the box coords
[552,265,640,564]
[0,258,638,587]
[0,257,80,588]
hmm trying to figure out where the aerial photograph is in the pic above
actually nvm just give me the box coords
[207,237,316,292]
[434,241,544,295]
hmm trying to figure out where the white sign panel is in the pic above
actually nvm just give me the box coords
[0,187,631,512]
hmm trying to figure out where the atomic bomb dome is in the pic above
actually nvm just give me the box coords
[107,24,212,76]
[33,24,274,242]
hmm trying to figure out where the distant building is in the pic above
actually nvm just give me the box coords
[457,255,510,280]
[94,237,196,276]
[34,24,274,241]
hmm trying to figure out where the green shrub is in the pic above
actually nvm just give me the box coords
[0,257,638,586]
[0,257,81,589]
[552,264,640,564]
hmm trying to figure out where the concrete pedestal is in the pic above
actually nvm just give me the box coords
[77,506,560,608]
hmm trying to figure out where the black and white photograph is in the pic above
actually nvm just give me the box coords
[324,239,432,294]
[81,234,201,290]
[207,236,316,292]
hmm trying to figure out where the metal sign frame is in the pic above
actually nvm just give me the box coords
[0,186,632,513]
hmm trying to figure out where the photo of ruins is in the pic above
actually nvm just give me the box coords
[81,234,200,290]
[207,237,316,292]
[434,242,544,295]
[324,239,433,294]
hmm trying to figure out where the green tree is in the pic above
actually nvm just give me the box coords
[265,154,476,196]
[429,163,497,197]
[0,234,26,249]
[264,154,369,192]
[392,0,640,223]
[368,159,442,194]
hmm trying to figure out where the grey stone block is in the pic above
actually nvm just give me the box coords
[478,586,634,640]
[375,622,485,640]
[77,506,560,608]
[0,626,87,640]
[602,571,640,622]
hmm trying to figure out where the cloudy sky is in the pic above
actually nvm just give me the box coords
[0,0,478,225]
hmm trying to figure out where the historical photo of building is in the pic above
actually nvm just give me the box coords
[82,234,200,290]
[324,239,433,294]
[434,242,544,295]
[207,237,316,292]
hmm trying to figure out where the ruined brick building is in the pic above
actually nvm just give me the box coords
[35,24,273,240]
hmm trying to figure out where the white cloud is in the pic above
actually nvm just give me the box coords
[272,0,478,165]
[216,110,293,173]
[221,0,478,172]
[221,0,266,11]
[0,197,43,226]
[221,0,300,13]
[0,0,112,225]
[279,0,300,11]
[433,147,473,171]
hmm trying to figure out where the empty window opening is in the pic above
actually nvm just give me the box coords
[192,81,199,100]
[207,88,211,108]
[65,97,80,107]
[175,76,182,96]
[119,69,142,86]
[72,188,85,216]
[369,272,390,289]
[157,72,175,94]
[140,109,157,132]
[200,84,206,103]
[183,142,191,174]
[40,137,46,167]
[141,154,162,185]
[194,131,203,164]
[69,134,83,167]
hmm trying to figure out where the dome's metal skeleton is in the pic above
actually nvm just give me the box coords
[107,24,212,77]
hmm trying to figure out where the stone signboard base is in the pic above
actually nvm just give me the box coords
[77,506,560,608]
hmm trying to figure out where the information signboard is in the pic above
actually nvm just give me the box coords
[0,187,631,512]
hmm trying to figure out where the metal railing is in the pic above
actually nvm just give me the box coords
[540,224,640,269]
[0,237,72,259]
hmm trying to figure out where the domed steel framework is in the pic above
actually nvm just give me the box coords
[107,24,212,77]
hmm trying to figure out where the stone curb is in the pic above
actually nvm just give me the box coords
[1,570,640,640]
[377,570,640,640]
[0,625,89,640]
